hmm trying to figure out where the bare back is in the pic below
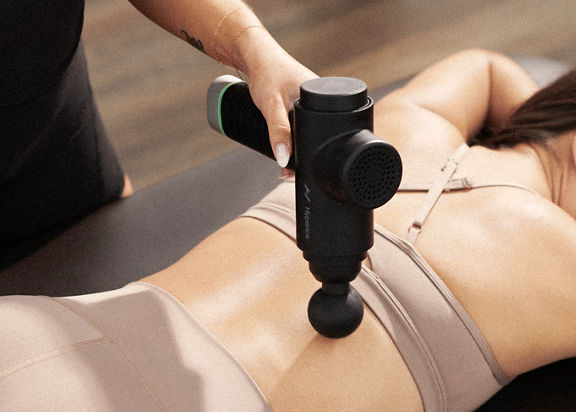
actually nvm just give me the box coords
[144,217,424,411]
[371,49,576,375]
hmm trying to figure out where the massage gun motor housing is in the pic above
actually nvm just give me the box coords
[207,75,403,338]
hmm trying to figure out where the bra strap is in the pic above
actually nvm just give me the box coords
[398,177,538,195]
[406,143,470,245]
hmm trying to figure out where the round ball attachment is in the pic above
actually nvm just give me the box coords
[307,286,364,338]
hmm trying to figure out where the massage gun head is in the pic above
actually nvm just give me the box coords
[306,257,365,339]
[308,284,364,339]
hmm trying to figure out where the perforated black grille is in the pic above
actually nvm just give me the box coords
[346,145,402,208]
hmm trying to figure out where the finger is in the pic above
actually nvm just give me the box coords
[264,102,293,168]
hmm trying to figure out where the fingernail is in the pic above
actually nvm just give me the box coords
[275,143,290,168]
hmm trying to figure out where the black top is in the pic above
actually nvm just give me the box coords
[0,0,84,106]
[0,0,124,246]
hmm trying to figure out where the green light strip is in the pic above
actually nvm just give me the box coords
[218,82,237,136]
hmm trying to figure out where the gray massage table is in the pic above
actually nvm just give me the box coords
[0,56,573,411]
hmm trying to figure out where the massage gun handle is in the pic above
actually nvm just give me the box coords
[206,75,295,169]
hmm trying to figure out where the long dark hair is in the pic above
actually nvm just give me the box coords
[470,68,576,148]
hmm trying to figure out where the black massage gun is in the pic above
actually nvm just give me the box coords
[207,75,402,338]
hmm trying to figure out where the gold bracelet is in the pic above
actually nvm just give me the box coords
[230,25,266,46]
[213,7,244,39]
[228,25,267,74]
[212,7,245,63]
[229,25,267,57]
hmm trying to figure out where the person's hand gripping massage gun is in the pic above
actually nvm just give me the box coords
[208,75,403,338]
[131,0,317,169]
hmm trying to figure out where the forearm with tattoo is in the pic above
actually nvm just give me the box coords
[180,30,205,53]
[129,0,268,70]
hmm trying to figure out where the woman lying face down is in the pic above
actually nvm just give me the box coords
[2,49,576,411]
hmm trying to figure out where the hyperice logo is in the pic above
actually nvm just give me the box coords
[304,184,311,240]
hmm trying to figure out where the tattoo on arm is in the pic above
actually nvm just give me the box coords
[181,30,204,53]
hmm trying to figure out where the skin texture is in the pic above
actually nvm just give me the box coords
[143,49,576,410]
[145,219,423,411]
